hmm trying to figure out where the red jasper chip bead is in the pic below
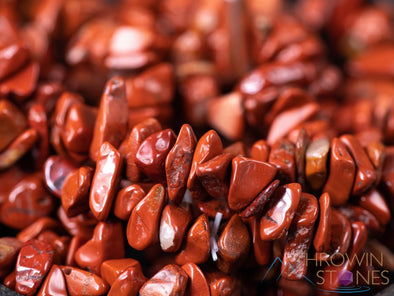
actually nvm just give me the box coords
[165,123,197,204]
[281,193,318,280]
[181,263,210,296]
[89,142,122,221]
[89,76,128,161]
[113,184,145,221]
[159,203,192,253]
[120,117,162,182]
[323,138,356,206]
[15,239,54,296]
[250,139,270,162]
[217,214,251,273]
[139,264,188,296]
[135,129,177,183]
[196,153,233,198]
[239,179,280,219]
[260,183,302,240]
[175,214,211,265]
[228,156,277,211]
[127,184,166,250]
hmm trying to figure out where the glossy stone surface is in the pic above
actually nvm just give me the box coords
[217,214,250,273]
[359,189,391,226]
[89,76,128,161]
[165,124,197,204]
[281,193,318,280]
[0,62,39,101]
[187,130,223,200]
[75,220,125,275]
[114,184,145,221]
[269,139,296,183]
[305,138,329,190]
[260,183,301,240]
[175,214,210,265]
[15,239,54,296]
[61,102,97,155]
[136,129,177,183]
[107,266,147,296]
[159,203,192,252]
[37,264,67,296]
[61,266,109,296]
[43,156,77,198]
[181,263,210,296]
[313,193,331,252]
[62,166,94,217]
[100,258,141,286]
[0,128,38,169]
[239,179,280,218]
[323,138,356,206]
[120,118,162,182]
[228,156,277,211]
[127,184,166,250]
[0,42,29,81]
[340,134,376,196]
[139,264,188,296]
[207,92,245,141]
[250,139,270,162]
[196,153,233,198]
[1,174,55,229]
[89,142,122,221]
[0,99,26,152]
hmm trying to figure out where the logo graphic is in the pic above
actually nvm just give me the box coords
[338,270,353,286]
[260,257,375,294]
